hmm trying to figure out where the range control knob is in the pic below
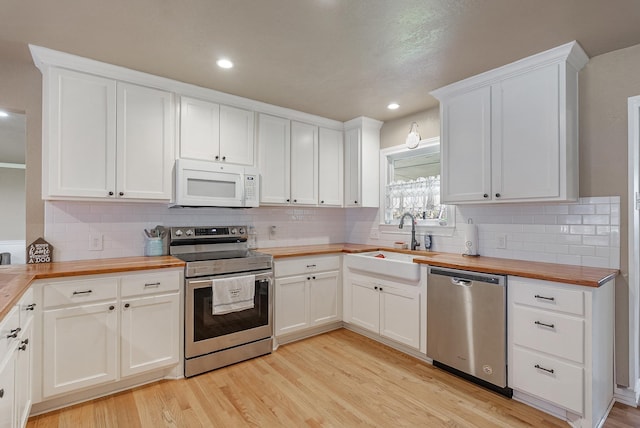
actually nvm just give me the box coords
[185,229,194,236]
[238,227,245,234]
[230,228,237,235]
[174,229,183,237]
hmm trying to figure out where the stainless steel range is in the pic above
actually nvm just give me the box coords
[169,225,273,377]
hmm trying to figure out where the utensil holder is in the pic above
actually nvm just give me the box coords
[144,237,164,256]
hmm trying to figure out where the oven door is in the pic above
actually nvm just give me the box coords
[185,271,273,359]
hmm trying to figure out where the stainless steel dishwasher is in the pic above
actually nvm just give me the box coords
[427,266,512,397]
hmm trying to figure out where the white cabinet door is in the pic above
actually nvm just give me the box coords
[180,96,220,161]
[0,351,15,428]
[492,64,560,201]
[46,67,117,199]
[43,301,118,397]
[258,114,291,204]
[309,271,341,326]
[275,275,309,336]
[318,128,343,207]
[349,279,379,334]
[440,85,492,203]
[117,82,174,200]
[343,127,361,207]
[290,121,318,205]
[380,285,420,349]
[14,320,32,428]
[121,292,180,378]
[219,105,255,166]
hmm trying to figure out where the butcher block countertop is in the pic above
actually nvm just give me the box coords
[0,244,619,323]
[258,243,618,288]
[0,256,185,322]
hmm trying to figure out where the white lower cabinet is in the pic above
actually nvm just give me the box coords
[37,269,181,400]
[346,272,421,350]
[508,276,614,427]
[275,255,341,339]
[43,301,118,396]
[0,289,36,428]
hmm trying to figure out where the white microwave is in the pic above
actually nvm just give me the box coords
[173,159,259,208]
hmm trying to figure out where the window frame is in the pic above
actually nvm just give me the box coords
[379,137,455,234]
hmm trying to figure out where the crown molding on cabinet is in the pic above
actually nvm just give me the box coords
[430,40,588,100]
[343,116,383,131]
[29,44,345,131]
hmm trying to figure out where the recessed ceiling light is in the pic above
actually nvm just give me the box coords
[0,111,8,118]
[216,59,234,69]
[387,103,400,110]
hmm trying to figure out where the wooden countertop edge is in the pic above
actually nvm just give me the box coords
[258,244,619,288]
[0,257,185,322]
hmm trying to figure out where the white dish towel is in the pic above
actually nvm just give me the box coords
[211,275,255,315]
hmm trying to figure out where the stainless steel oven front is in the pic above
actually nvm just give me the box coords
[184,270,273,377]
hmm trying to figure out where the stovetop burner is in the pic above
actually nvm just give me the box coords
[169,225,272,278]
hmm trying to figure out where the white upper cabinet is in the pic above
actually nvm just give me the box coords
[318,127,344,207]
[45,68,117,199]
[290,121,318,205]
[43,67,175,201]
[117,82,174,200]
[219,105,255,165]
[432,41,588,204]
[343,117,382,207]
[180,96,255,166]
[258,113,342,207]
[179,97,220,160]
[257,113,291,204]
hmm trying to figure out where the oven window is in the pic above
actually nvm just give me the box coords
[193,279,269,341]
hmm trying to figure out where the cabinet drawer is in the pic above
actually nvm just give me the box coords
[510,277,584,316]
[44,277,118,308]
[512,305,584,363]
[511,346,583,414]
[18,286,36,329]
[121,270,180,297]
[275,255,340,277]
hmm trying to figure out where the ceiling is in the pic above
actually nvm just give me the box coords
[1,0,640,122]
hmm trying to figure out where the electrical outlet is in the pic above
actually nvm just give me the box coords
[89,233,103,251]
[269,225,277,240]
[496,233,507,249]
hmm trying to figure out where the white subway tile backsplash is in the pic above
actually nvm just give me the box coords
[569,204,596,215]
[569,245,596,257]
[46,197,620,270]
[557,215,583,225]
[570,225,596,235]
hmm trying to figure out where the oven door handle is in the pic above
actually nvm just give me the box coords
[188,279,214,286]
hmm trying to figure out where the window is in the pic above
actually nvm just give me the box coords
[380,137,454,229]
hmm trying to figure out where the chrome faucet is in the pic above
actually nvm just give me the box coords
[399,212,418,250]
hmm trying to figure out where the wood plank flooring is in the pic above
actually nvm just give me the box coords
[26,329,637,427]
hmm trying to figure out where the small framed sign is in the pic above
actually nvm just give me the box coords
[27,237,53,264]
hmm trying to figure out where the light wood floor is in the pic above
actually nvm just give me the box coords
[26,329,638,427]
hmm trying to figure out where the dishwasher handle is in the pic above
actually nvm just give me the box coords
[451,278,472,287]
[428,267,505,285]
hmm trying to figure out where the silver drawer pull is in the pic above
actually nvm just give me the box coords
[534,364,555,374]
[144,282,161,288]
[72,290,93,295]
[6,327,21,339]
[534,321,555,329]
[534,294,555,302]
